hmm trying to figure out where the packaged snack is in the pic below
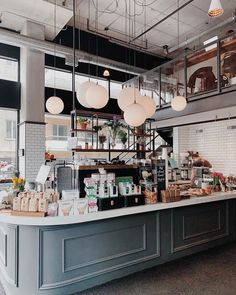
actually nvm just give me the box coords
[29,198,39,212]
[88,197,98,213]
[13,197,22,211]
[61,190,80,201]
[21,197,30,211]
[74,199,88,215]
[48,203,58,217]
[58,200,74,216]
[38,199,49,213]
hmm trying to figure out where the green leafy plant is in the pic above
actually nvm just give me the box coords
[118,129,128,144]
[104,120,126,147]
[77,117,90,124]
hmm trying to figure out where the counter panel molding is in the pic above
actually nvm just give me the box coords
[0,224,18,288]
[171,201,229,253]
[0,194,235,295]
[0,224,7,267]
[39,212,160,290]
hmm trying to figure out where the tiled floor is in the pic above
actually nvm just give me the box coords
[1,243,236,295]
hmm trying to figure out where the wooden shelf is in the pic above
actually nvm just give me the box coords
[72,148,151,153]
[70,109,123,119]
[70,129,96,133]
[78,164,139,170]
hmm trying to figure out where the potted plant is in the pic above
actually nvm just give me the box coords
[118,129,128,149]
[77,117,90,130]
[104,119,126,149]
[98,134,107,149]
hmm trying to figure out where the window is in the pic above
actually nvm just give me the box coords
[0,110,17,178]
[0,57,18,81]
[52,125,68,140]
[110,81,122,99]
[6,120,16,140]
[45,68,72,91]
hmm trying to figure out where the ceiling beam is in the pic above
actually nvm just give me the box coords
[0,28,145,75]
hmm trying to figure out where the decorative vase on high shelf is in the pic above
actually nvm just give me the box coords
[99,134,106,149]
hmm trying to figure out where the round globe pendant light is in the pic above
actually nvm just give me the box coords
[137,95,156,118]
[171,96,187,111]
[46,96,64,115]
[76,81,95,108]
[124,102,146,127]
[117,87,141,111]
[208,0,224,17]
[46,1,64,115]
[86,84,109,109]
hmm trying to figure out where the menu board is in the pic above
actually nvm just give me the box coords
[154,159,166,191]
[57,167,72,193]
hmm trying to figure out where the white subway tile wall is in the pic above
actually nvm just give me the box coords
[173,119,236,175]
[19,123,45,181]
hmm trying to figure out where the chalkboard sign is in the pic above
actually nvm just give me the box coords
[152,159,166,198]
[57,166,72,193]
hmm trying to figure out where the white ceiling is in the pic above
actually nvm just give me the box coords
[0,0,235,56]
[70,0,236,55]
[0,0,72,40]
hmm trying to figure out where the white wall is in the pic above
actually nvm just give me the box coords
[173,119,236,175]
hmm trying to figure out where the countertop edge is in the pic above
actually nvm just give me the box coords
[0,192,235,226]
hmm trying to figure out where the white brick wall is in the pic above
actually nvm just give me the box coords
[19,123,45,181]
[173,119,236,175]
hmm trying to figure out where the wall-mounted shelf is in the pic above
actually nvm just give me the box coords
[72,148,151,153]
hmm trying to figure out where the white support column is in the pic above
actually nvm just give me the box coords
[19,21,46,181]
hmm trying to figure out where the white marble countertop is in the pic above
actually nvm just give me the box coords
[0,192,235,226]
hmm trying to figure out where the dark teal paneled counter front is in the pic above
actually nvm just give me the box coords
[0,194,236,295]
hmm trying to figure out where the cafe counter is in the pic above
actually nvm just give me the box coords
[0,192,236,295]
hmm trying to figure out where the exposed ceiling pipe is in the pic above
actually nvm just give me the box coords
[0,28,145,75]
[130,0,194,43]
[86,19,164,58]
[169,16,235,53]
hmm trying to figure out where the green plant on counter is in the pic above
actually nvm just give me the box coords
[118,129,128,144]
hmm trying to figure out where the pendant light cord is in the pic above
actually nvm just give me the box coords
[133,0,137,104]
[53,0,56,96]
[72,0,76,111]
[177,0,180,95]
[96,0,99,79]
